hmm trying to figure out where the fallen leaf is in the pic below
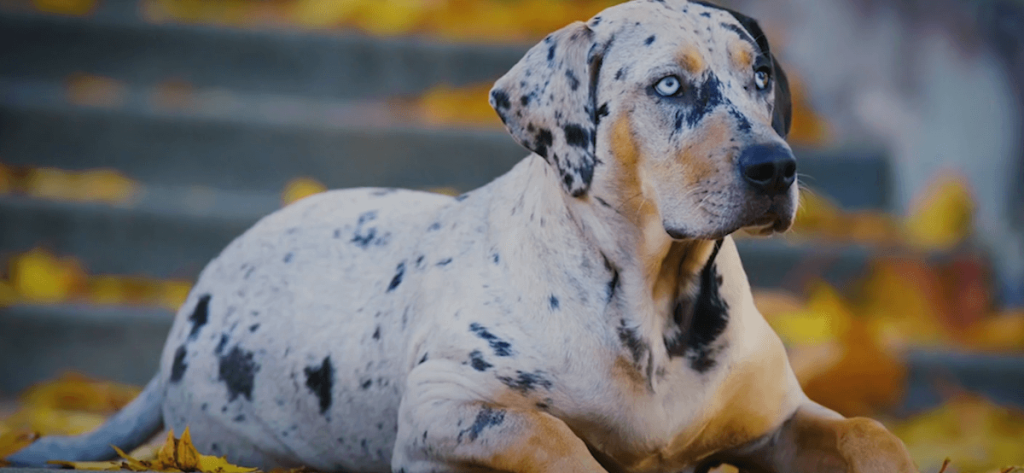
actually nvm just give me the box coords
[282,177,327,206]
[902,173,974,251]
[20,373,141,414]
[0,430,39,464]
[10,248,87,304]
[893,395,1024,473]
[175,428,200,471]
[32,0,96,16]
[48,460,125,470]
[66,74,127,108]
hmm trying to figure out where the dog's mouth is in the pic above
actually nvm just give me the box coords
[742,197,796,236]
[664,195,795,241]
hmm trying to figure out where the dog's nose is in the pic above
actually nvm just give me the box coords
[738,144,797,196]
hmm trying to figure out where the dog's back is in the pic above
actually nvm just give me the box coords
[160,187,452,471]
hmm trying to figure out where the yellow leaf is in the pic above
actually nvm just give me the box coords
[767,283,852,346]
[11,248,86,304]
[47,460,124,470]
[902,173,974,251]
[112,445,154,472]
[0,430,39,462]
[425,187,460,197]
[0,162,12,194]
[32,0,96,16]
[156,430,178,469]
[76,169,140,205]
[159,281,193,312]
[282,177,327,206]
[20,372,141,414]
[66,74,127,108]
[175,427,200,471]
[892,396,1024,472]
[197,454,259,473]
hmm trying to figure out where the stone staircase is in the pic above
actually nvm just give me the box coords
[1,1,1020,412]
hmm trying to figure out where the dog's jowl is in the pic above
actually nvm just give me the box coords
[8,1,917,472]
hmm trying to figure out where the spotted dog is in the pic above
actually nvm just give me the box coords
[7,1,918,472]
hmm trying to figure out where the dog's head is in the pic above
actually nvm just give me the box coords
[491,0,796,240]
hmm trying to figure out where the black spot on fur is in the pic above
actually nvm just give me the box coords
[615,67,627,81]
[372,325,381,340]
[187,295,211,340]
[683,74,726,128]
[565,69,581,91]
[490,89,511,110]
[492,253,500,264]
[591,15,602,26]
[304,357,334,414]
[520,95,530,106]
[418,353,429,365]
[617,320,648,364]
[469,323,513,357]
[664,241,729,372]
[457,406,505,443]
[534,128,554,159]
[549,295,560,310]
[170,345,188,383]
[547,43,557,62]
[387,262,405,292]
[218,346,258,401]
[437,258,453,267]
[729,107,752,133]
[283,252,294,263]
[428,222,441,232]
[456,193,470,202]
[563,124,589,148]
[595,102,610,124]
[701,11,711,18]
[351,211,379,248]
[644,35,656,45]
[497,370,553,394]
[248,324,260,333]
[361,379,372,390]
[215,333,229,355]
[602,254,620,302]
[468,350,492,372]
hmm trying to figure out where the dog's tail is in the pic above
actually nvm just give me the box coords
[5,374,165,467]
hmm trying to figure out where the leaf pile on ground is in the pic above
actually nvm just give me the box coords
[49,428,258,473]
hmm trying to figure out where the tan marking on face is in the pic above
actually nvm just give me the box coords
[648,113,732,193]
[608,113,655,227]
[728,40,755,69]
[678,47,705,75]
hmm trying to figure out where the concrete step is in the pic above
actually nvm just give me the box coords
[0,84,891,208]
[2,303,1021,412]
[0,98,529,194]
[0,8,527,101]
[0,188,890,287]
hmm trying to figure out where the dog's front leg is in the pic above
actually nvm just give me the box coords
[393,367,607,473]
[712,401,918,473]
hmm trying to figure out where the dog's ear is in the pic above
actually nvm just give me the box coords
[692,2,793,138]
[490,22,608,197]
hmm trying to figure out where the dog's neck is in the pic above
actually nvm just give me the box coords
[485,155,722,365]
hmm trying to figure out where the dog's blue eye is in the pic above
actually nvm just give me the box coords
[655,76,681,96]
[755,69,771,91]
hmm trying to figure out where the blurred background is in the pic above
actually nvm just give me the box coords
[0,0,1022,471]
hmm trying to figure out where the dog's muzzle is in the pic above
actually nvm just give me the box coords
[737,143,798,234]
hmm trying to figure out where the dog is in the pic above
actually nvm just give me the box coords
[7,1,918,472]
